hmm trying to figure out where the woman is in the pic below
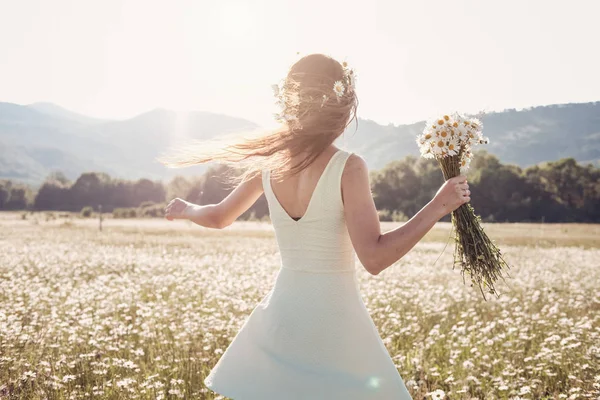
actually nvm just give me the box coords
[163,53,469,399]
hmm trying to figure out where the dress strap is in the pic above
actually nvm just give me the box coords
[262,169,273,203]
[316,149,353,214]
[331,150,353,191]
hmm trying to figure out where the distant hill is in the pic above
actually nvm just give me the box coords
[28,102,108,125]
[0,103,258,184]
[0,101,598,184]
[340,102,600,170]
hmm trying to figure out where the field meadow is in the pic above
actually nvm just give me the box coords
[0,212,599,399]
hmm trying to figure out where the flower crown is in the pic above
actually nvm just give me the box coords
[272,60,356,124]
[331,61,356,99]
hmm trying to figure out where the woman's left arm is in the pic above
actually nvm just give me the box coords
[164,174,264,229]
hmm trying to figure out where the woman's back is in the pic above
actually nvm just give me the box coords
[262,147,357,273]
[267,146,345,221]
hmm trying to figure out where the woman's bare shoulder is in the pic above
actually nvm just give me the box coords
[341,153,370,201]
[343,153,369,179]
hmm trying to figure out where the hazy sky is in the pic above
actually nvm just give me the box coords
[1,0,598,127]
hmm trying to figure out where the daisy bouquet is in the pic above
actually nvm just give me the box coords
[416,113,510,300]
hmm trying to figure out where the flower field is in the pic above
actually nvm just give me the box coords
[1,214,599,399]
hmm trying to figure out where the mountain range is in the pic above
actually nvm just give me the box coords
[1,101,599,185]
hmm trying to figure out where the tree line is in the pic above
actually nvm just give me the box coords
[370,152,599,223]
[1,151,598,223]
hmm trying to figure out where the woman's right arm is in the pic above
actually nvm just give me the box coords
[342,154,470,276]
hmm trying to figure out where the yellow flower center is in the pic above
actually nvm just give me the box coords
[453,122,458,127]
[444,115,449,121]
[438,119,444,125]
[425,134,432,140]
[449,143,455,150]
[440,131,447,137]
[437,140,444,147]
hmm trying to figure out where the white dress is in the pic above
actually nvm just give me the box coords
[203,149,413,399]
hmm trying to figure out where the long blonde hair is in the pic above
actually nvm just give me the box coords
[160,54,358,184]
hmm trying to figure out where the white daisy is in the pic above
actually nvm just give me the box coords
[469,117,482,131]
[420,142,435,158]
[447,138,460,156]
[431,139,445,157]
[416,135,435,158]
[465,130,476,144]
[442,115,455,129]
[405,379,417,388]
[428,389,446,400]
[460,153,472,174]
[333,80,345,97]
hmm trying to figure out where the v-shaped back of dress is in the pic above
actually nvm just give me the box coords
[262,149,356,273]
